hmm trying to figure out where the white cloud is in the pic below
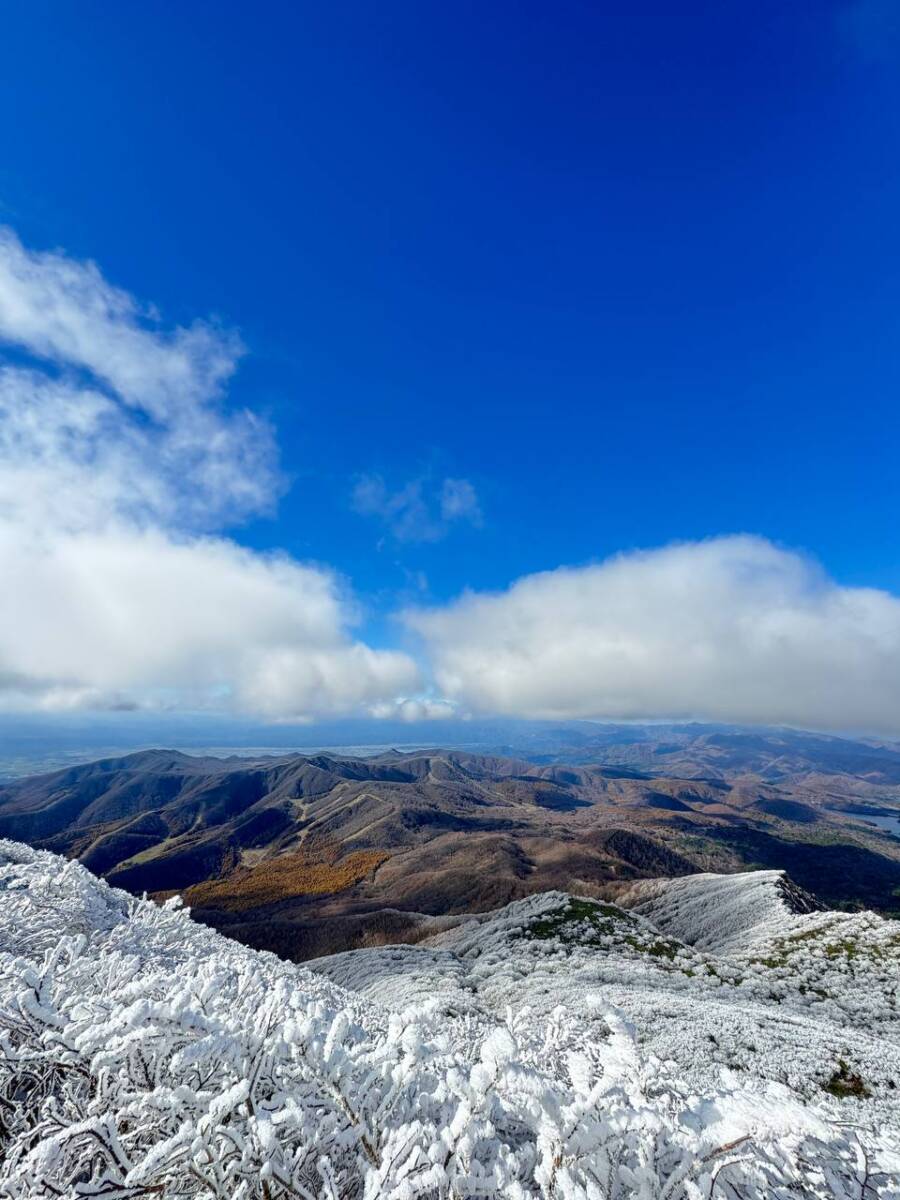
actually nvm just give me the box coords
[0,527,418,718]
[352,474,482,543]
[0,231,279,529]
[440,477,482,524]
[0,228,238,420]
[0,229,420,717]
[405,536,900,735]
[369,697,459,722]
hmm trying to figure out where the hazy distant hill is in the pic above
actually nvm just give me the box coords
[583,727,900,785]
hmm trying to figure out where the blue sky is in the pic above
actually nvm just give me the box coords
[1,1,900,733]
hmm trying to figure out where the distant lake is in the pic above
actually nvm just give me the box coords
[859,812,900,837]
[825,809,900,838]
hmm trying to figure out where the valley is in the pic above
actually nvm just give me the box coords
[1,725,899,963]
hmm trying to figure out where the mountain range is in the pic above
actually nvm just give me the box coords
[1,724,899,961]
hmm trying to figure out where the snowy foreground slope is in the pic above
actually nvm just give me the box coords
[0,842,898,1199]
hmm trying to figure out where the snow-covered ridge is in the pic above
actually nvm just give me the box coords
[613,868,821,954]
[0,840,898,1198]
[314,880,900,1109]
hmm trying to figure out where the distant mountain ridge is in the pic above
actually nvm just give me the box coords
[2,727,900,961]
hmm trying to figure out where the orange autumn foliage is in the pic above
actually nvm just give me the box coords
[183,846,388,913]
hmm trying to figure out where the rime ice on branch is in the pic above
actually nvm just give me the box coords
[0,841,898,1199]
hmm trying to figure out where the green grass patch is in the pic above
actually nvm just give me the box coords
[525,898,631,945]
[524,898,684,961]
[823,1061,871,1100]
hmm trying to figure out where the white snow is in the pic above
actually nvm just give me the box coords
[614,869,807,954]
[314,882,900,1115]
[0,840,898,1198]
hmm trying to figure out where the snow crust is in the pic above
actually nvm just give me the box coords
[613,870,816,954]
[0,840,898,1198]
[316,882,900,1115]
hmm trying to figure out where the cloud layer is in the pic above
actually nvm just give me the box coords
[4,228,900,734]
[407,536,900,734]
[0,230,419,717]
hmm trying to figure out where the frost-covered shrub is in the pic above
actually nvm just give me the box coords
[0,841,898,1199]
